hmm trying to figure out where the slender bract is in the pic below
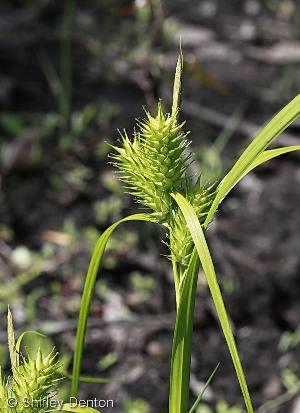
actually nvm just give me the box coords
[71,51,300,413]
[189,363,220,413]
[71,213,153,397]
[172,193,253,413]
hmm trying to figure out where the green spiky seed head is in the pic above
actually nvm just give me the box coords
[10,348,61,412]
[111,55,218,273]
[111,102,191,223]
[0,347,61,413]
[1,310,62,413]
[169,181,218,267]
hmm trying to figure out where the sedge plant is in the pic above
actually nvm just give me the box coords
[0,309,100,413]
[70,51,300,412]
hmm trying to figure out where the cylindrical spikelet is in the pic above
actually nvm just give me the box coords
[169,180,218,268]
[111,98,218,272]
[111,102,191,223]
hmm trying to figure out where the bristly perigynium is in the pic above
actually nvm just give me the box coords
[111,99,217,272]
[111,102,191,223]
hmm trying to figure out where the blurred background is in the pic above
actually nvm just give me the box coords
[0,1,300,412]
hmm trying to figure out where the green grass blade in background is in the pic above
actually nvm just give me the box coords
[205,94,300,226]
[62,371,115,384]
[172,193,254,413]
[189,363,220,413]
[70,213,153,397]
[169,249,200,413]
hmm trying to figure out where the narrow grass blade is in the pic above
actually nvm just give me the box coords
[189,363,220,413]
[62,371,115,384]
[172,192,254,413]
[70,213,153,397]
[169,249,200,413]
[205,94,300,226]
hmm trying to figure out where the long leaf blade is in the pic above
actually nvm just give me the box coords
[172,192,254,413]
[205,95,300,226]
[71,213,153,397]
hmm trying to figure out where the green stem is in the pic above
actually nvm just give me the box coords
[169,249,200,413]
[169,209,214,413]
[171,254,180,308]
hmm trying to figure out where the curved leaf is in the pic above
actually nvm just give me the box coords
[205,95,300,226]
[172,192,254,413]
[70,213,154,397]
